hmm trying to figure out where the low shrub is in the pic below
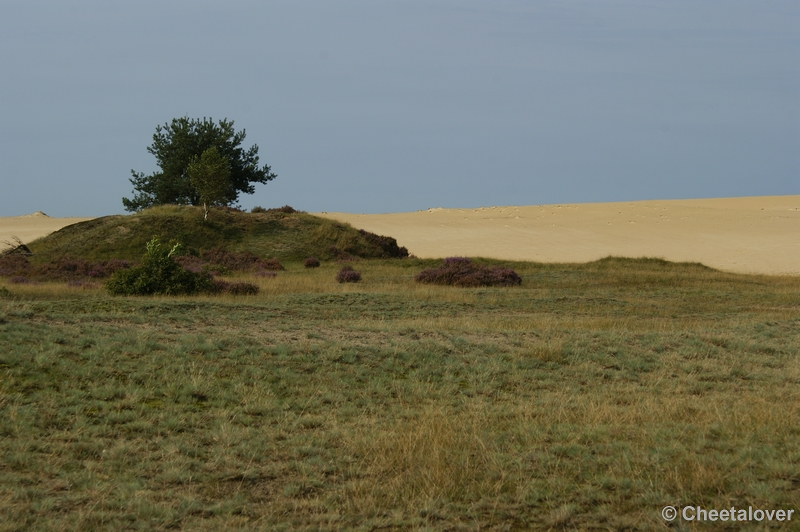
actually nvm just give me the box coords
[327,246,351,261]
[211,279,260,295]
[0,255,130,281]
[414,257,522,287]
[224,282,260,295]
[253,205,302,214]
[211,279,227,292]
[172,255,207,274]
[88,260,131,278]
[260,259,285,271]
[254,270,277,278]
[268,205,298,214]
[200,248,284,272]
[358,229,409,258]
[35,258,131,281]
[9,276,32,285]
[200,248,256,271]
[336,265,362,283]
[304,257,320,268]
[107,238,213,296]
[0,255,31,277]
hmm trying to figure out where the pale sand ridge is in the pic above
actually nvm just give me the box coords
[316,195,800,276]
[1,197,797,275]
[0,213,93,248]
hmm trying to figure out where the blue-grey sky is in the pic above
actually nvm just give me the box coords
[1,1,797,217]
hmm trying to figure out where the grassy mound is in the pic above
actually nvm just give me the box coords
[26,205,408,264]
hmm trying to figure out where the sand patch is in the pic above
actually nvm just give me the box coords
[0,213,93,249]
[316,196,800,276]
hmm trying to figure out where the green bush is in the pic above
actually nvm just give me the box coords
[106,238,213,296]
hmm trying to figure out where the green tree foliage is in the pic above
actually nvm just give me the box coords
[123,117,276,212]
[187,147,231,221]
[106,237,213,295]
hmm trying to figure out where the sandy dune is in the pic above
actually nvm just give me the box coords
[317,196,800,276]
[0,212,93,249]
[1,197,798,275]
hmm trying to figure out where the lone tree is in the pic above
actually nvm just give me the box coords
[123,117,276,212]
[187,147,231,221]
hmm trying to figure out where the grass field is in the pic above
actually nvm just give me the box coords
[1,257,798,530]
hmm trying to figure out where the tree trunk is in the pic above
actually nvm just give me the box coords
[203,202,208,221]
